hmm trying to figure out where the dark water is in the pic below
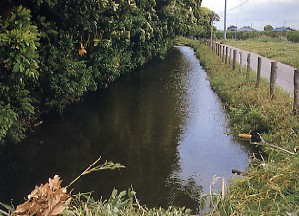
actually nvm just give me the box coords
[0,46,253,212]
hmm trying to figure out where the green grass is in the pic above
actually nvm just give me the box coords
[223,38,299,68]
[62,190,192,216]
[177,37,299,215]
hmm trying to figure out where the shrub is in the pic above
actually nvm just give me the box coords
[287,31,299,42]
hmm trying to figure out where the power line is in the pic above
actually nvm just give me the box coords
[227,0,249,12]
[224,0,227,39]
[218,0,249,16]
[222,0,249,37]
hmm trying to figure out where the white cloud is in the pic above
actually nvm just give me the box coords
[201,0,299,30]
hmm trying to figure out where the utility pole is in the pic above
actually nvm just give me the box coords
[210,14,215,47]
[210,15,214,47]
[235,21,237,40]
[224,0,227,40]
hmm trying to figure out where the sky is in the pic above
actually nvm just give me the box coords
[201,0,299,31]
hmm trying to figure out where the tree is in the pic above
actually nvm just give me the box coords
[195,7,219,38]
[264,25,273,31]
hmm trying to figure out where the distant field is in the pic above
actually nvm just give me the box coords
[223,39,299,68]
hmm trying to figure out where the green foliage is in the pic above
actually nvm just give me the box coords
[0,6,39,144]
[0,102,17,143]
[230,106,269,133]
[63,189,192,216]
[195,7,219,38]
[264,24,274,31]
[220,155,299,215]
[0,0,209,145]
[287,31,299,42]
[216,29,299,43]
[0,6,40,80]
[45,61,96,110]
[216,31,260,40]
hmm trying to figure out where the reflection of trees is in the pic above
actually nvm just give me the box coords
[166,175,202,210]
[88,47,194,208]
[0,48,202,211]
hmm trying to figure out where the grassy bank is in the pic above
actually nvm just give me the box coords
[177,37,299,215]
[222,39,299,68]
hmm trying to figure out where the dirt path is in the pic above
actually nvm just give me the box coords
[224,45,296,95]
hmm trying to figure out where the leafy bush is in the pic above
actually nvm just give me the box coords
[287,31,299,42]
[0,6,39,144]
[0,102,17,144]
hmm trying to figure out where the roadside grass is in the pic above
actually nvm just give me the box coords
[177,37,299,215]
[222,38,299,68]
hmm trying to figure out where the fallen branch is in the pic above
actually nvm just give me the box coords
[250,133,295,155]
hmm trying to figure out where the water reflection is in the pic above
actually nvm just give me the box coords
[0,46,253,212]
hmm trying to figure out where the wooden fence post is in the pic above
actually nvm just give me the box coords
[294,69,299,114]
[239,51,243,73]
[222,46,225,62]
[246,53,251,80]
[228,48,232,66]
[256,57,262,88]
[270,62,278,99]
[220,44,222,58]
[225,47,228,64]
[233,50,237,70]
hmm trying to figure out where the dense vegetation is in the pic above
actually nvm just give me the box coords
[0,0,210,145]
[178,37,299,215]
[215,30,299,43]
[223,39,299,68]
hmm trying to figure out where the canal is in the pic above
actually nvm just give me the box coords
[0,46,254,212]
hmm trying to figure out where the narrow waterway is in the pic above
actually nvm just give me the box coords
[0,46,254,212]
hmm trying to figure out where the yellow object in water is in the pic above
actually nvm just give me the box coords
[238,133,252,139]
